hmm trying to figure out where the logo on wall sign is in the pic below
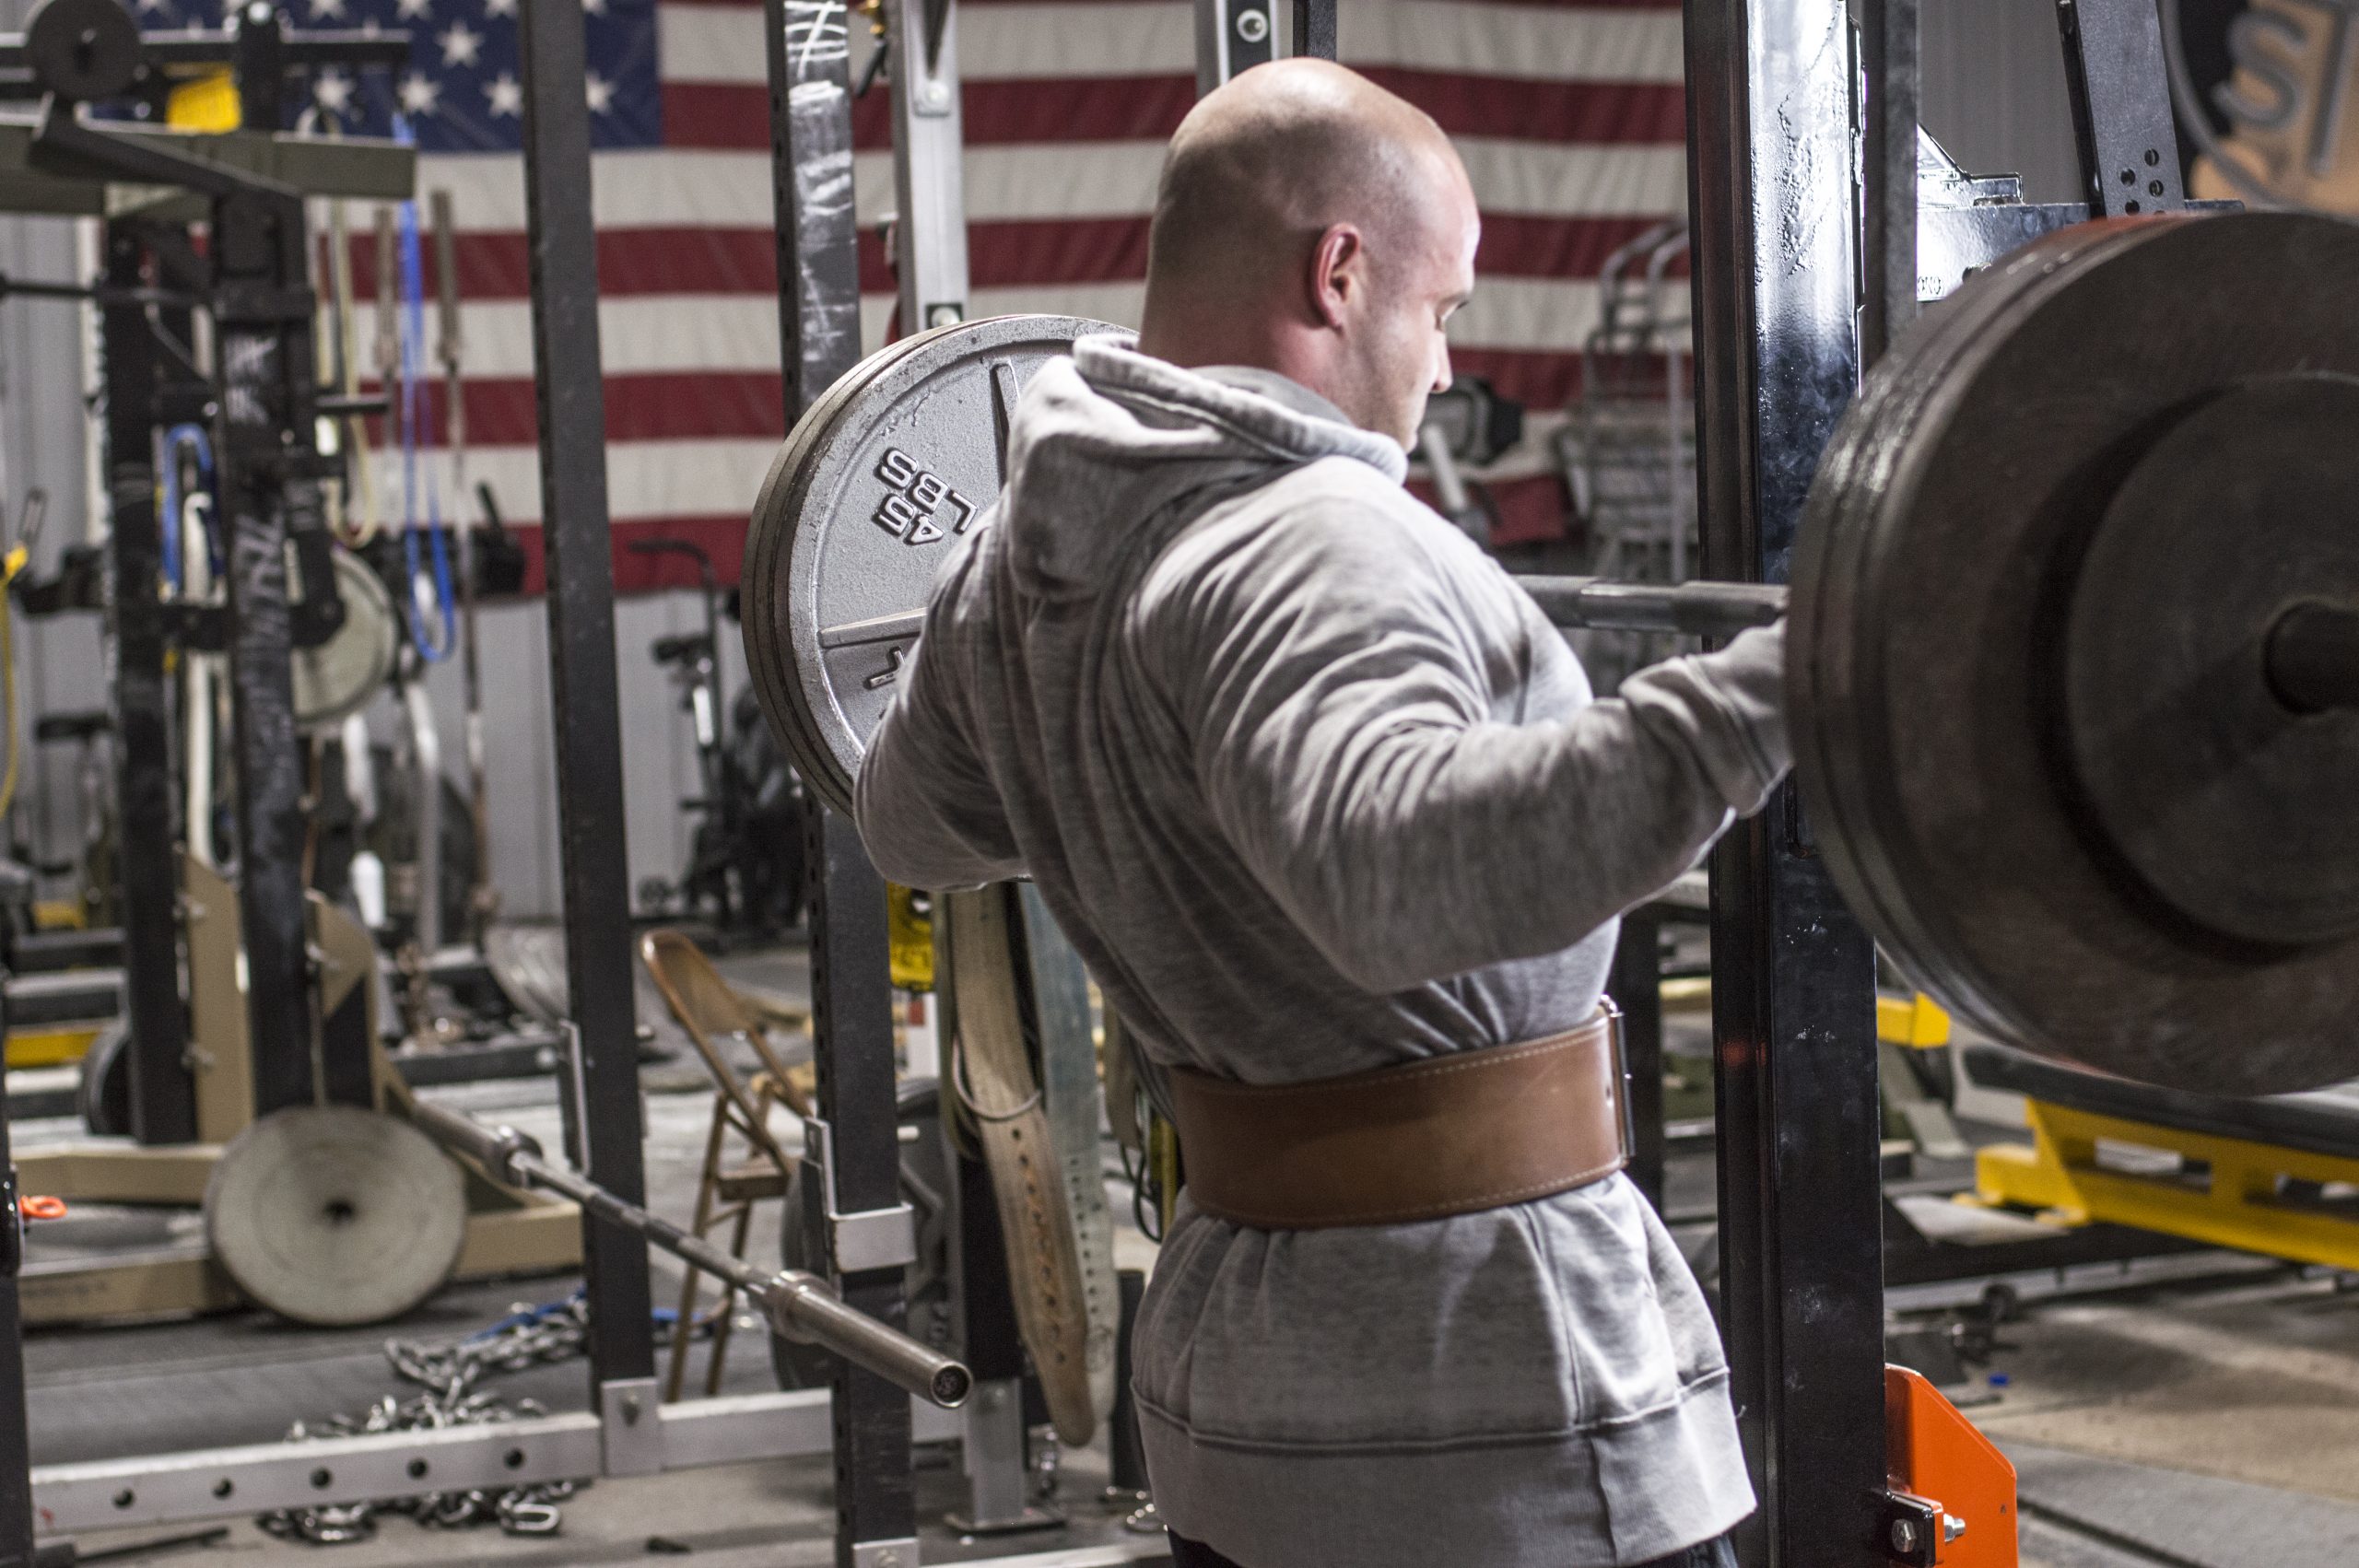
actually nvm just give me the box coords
[872,448,977,546]
[2168,0,2359,216]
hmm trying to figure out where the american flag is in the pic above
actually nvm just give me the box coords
[155,0,1690,591]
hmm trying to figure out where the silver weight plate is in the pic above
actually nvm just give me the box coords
[206,1104,468,1327]
[292,548,399,732]
[743,316,1117,816]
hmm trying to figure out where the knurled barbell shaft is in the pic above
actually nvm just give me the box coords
[404,1099,971,1409]
[2267,602,2359,715]
[1513,575,1790,637]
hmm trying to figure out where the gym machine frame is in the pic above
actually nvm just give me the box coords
[0,10,592,1333]
[0,6,963,1566]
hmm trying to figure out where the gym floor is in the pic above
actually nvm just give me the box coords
[20,948,2359,1568]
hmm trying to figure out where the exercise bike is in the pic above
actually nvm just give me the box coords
[631,538,809,941]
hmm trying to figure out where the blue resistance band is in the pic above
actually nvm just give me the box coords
[157,423,217,593]
[393,115,457,663]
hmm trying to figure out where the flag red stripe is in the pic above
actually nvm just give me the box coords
[508,515,754,597]
[344,212,1672,308]
[1405,473,1571,549]
[660,75,1683,149]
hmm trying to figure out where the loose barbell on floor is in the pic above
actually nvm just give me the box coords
[404,1099,974,1410]
[741,210,2359,1099]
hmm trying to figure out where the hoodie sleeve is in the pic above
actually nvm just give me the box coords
[853,542,1027,890]
[1156,495,1789,995]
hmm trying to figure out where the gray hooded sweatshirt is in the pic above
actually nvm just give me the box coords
[856,337,1785,1567]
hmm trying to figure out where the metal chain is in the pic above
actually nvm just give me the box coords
[258,1294,592,1545]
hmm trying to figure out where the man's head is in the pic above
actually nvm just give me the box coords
[1134,60,1480,449]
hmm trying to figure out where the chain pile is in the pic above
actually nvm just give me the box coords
[258,1293,593,1545]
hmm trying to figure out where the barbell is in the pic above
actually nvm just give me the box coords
[402,1099,973,1409]
[743,211,2359,1099]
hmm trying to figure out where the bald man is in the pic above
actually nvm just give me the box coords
[857,62,1781,1568]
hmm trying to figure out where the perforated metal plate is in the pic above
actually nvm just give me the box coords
[206,1105,468,1326]
[741,315,1115,816]
[1791,211,2359,1096]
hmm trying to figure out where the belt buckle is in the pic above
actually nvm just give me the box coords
[1598,998,1635,1166]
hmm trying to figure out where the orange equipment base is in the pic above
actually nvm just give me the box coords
[1884,1364,2018,1565]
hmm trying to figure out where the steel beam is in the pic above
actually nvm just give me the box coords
[2056,0,2186,216]
[210,193,323,1116]
[807,810,918,1562]
[765,9,916,1555]
[762,0,863,415]
[1859,0,1919,367]
[32,1391,967,1536]
[1195,0,1279,94]
[98,222,194,1146]
[515,0,655,1397]
[1681,0,1886,1562]
[887,0,968,332]
[0,985,34,1568]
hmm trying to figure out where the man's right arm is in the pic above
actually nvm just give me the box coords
[1162,496,1789,994]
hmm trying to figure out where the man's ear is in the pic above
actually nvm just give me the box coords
[1309,223,1364,330]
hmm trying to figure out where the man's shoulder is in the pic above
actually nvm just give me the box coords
[1151,458,1491,598]
[1128,458,1516,661]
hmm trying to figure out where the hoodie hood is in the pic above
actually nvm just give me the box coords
[999,335,1408,603]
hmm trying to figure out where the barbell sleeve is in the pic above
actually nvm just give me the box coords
[404,1096,541,1187]
[405,1100,971,1408]
[1512,575,1790,637]
[2267,601,2359,715]
[757,1271,974,1409]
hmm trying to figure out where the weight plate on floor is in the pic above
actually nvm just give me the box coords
[292,548,399,732]
[2063,373,2359,949]
[206,1105,468,1326]
[742,315,1118,816]
[1792,211,2359,1096]
[485,921,570,1025]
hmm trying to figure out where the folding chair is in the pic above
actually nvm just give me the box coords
[639,929,813,1399]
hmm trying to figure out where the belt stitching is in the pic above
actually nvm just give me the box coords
[1175,1026,1609,1105]
[1199,1153,1625,1230]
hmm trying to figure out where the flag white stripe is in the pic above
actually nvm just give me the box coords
[391,439,780,524]
[661,2,1683,88]
[407,140,1684,232]
[356,276,1611,380]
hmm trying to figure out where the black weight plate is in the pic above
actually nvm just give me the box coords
[742,315,1116,815]
[2063,374,2359,948]
[77,1020,130,1138]
[24,0,140,102]
[1792,211,2359,1097]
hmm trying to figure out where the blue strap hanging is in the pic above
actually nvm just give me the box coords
[394,114,457,663]
[157,423,217,594]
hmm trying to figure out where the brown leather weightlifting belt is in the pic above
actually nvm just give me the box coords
[1164,1006,1629,1229]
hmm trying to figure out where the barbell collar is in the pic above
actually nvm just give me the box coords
[1513,575,1789,637]
[408,1099,972,1408]
[757,1270,973,1409]
[404,1097,542,1187]
[2267,602,2359,715]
